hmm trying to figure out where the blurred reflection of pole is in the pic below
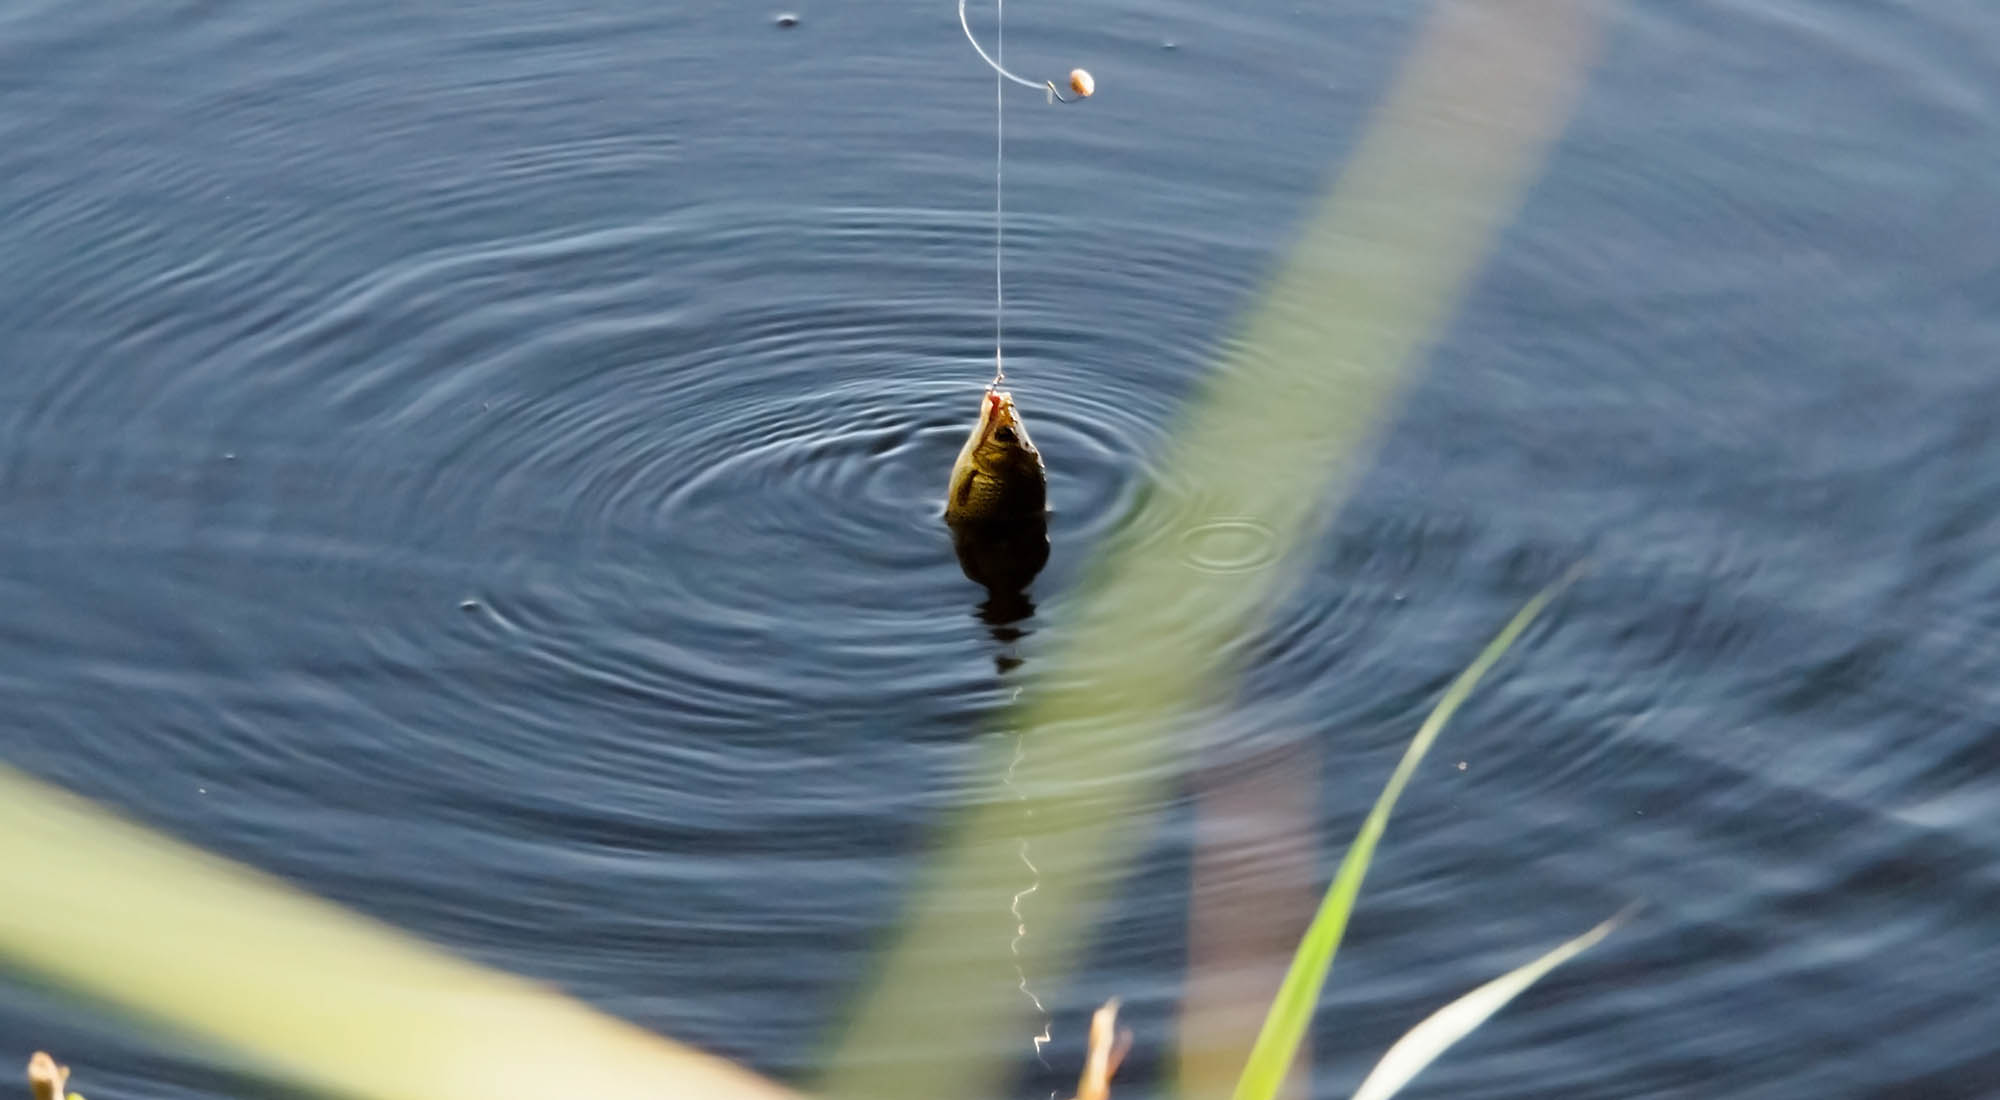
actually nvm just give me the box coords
[1180,737,1320,1100]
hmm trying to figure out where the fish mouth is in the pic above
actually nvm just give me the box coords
[980,389,1014,441]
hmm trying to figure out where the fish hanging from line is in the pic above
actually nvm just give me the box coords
[942,0,1089,598]
[945,387,1049,594]
[945,388,1046,524]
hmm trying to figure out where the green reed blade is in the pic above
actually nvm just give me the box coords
[1229,569,1581,1100]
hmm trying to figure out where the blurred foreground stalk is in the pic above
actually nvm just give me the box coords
[822,3,1607,1099]
[0,767,801,1100]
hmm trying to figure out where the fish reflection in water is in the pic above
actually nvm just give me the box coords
[953,513,1048,671]
[944,388,1050,671]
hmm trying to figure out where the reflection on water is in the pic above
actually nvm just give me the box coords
[977,587,1037,676]
[951,514,1050,674]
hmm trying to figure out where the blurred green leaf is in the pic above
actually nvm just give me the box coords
[0,767,802,1100]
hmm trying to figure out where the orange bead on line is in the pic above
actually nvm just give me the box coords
[1069,68,1095,98]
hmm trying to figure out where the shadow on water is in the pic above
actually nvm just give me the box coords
[949,514,1050,674]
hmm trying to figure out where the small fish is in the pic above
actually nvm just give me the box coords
[945,388,1049,595]
[945,388,1047,524]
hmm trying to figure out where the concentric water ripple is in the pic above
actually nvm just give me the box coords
[231,206,1240,726]
[0,183,1256,779]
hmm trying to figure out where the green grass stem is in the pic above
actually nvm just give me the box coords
[1229,568,1583,1100]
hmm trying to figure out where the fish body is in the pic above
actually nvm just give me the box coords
[944,389,1047,524]
[945,388,1049,594]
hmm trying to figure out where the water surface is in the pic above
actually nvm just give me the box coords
[4,0,1999,1096]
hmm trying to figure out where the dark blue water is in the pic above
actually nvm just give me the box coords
[5,0,2000,1096]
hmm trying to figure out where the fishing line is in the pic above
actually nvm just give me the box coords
[956,0,1094,103]
[959,3,1090,1072]
[957,0,1093,389]
[995,0,1005,387]
[1005,723,1053,1070]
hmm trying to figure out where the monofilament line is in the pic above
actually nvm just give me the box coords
[960,0,1084,101]
[958,0,1094,391]
[959,0,1048,92]
[993,0,1005,388]
[1006,722,1053,1069]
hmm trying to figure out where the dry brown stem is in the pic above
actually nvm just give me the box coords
[27,1052,69,1100]
[1071,999,1132,1100]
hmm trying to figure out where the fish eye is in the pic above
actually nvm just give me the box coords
[993,426,1017,443]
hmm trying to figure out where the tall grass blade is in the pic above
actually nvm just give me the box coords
[1229,569,1582,1100]
[1349,906,1636,1100]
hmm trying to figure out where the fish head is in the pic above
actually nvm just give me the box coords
[966,388,1043,477]
[944,387,1048,524]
